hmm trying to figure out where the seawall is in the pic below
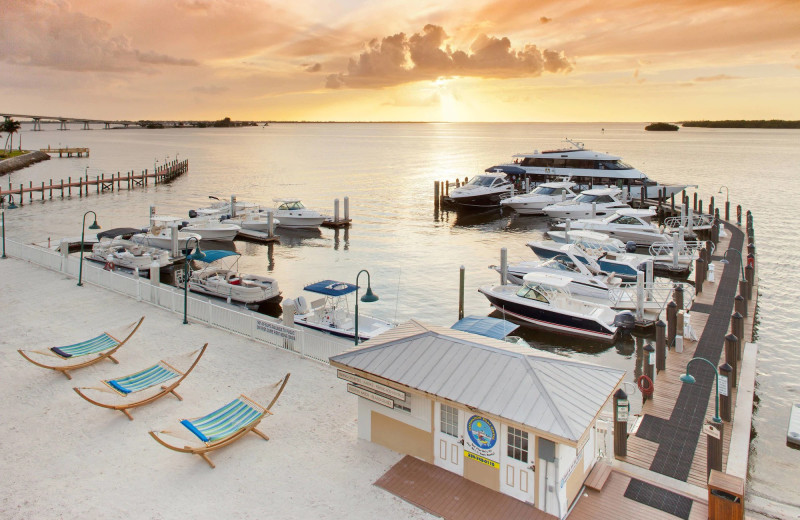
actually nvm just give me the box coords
[0,151,50,176]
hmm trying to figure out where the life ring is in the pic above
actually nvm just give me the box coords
[637,375,654,396]
[104,260,115,271]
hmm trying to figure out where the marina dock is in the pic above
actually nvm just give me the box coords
[0,159,188,205]
[39,146,89,158]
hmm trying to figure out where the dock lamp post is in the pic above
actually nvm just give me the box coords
[183,237,204,325]
[679,357,722,424]
[720,248,745,281]
[717,186,729,204]
[2,195,18,259]
[354,269,379,346]
[77,211,101,286]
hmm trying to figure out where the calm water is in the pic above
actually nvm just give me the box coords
[4,123,799,504]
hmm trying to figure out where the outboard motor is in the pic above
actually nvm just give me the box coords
[625,241,637,253]
[613,310,636,330]
[188,209,198,219]
[180,221,189,229]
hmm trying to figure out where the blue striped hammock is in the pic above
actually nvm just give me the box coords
[181,396,268,443]
[104,362,181,396]
[50,332,120,358]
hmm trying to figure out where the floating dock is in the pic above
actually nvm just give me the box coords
[235,229,280,244]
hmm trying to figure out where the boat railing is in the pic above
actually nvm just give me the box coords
[649,240,708,258]
[664,213,714,231]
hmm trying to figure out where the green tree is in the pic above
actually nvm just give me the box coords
[3,118,21,153]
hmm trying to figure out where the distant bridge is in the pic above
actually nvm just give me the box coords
[0,112,269,130]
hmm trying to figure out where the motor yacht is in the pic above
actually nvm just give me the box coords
[484,139,689,199]
[87,238,171,271]
[185,250,280,305]
[542,187,630,219]
[500,181,577,215]
[443,172,514,209]
[131,219,203,251]
[491,256,622,300]
[527,241,646,282]
[478,272,630,343]
[181,220,241,241]
[290,280,394,341]
[272,198,326,229]
[551,208,668,247]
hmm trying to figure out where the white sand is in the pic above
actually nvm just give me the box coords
[0,257,434,520]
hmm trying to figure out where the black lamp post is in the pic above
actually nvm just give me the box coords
[679,356,722,424]
[354,269,379,346]
[1,194,18,259]
[77,210,101,286]
[720,247,745,281]
[183,237,204,324]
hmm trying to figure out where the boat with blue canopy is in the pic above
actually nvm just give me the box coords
[290,280,394,341]
[185,250,281,305]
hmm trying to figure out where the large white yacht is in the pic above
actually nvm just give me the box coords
[500,180,577,215]
[443,172,514,209]
[542,187,630,219]
[484,139,688,199]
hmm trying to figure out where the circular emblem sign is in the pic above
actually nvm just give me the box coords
[466,415,497,450]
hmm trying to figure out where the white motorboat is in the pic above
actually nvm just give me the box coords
[290,280,394,341]
[491,256,622,300]
[542,187,630,219]
[443,172,514,209]
[478,272,631,343]
[546,229,627,251]
[500,180,578,215]
[181,220,241,241]
[185,250,280,304]
[131,219,203,251]
[272,199,326,229]
[228,210,276,232]
[484,139,689,199]
[527,240,646,282]
[87,238,171,271]
[551,208,668,247]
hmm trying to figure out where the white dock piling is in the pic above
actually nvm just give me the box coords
[672,232,680,269]
[149,260,160,304]
[645,260,654,301]
[636,271,645,321]
[267,210,275,237]
[565,219,571,243]
[230,195,237,218]
[169,222,179,258]
[60,238,69,272]
[344,196,350,221]
[500,248,508,285]
[149,205,156,227]
[687,205,694,236]
[591,202,597,219]
[334,198,340,223]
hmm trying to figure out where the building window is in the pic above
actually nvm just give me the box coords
[507,427,529,462]
[440,404,459,437]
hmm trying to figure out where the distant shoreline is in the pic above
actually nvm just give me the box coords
[681,120,800,129]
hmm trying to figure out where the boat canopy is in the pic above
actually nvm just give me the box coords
[451,316,519,340]
[96,227,145,240]
[303,280,359,296]
[194,250,240,263]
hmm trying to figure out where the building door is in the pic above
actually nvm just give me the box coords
[538,438,560,517]
[434,403,463,475]
[500,425,535,503]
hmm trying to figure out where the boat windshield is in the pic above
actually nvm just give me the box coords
[468,176,500,187]
[574,193,616,204]
[278,201,305,210]
[532,186,563,195]
[610,215,644,226]
[541,258,580,273]
[598,160,633,170]
[516,284,552,303]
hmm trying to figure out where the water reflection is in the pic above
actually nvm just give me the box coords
[332,227,350,251]
[278,227,323,247]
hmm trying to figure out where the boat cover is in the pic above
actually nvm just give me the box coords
[96,227,145,240]
[303,280,358,296]
[195,250,240,263]
[451,315,519,340]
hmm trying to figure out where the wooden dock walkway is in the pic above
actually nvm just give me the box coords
[0,159,188,206]
[39,146,89,158]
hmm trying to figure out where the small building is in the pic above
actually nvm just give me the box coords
[329,320,625,517]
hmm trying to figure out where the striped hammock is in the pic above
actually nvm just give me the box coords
[104,363,181,395]
[180,397,265,443]
[51,333,119,358]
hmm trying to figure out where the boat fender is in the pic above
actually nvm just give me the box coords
[637,375,654,396]
[625,241,637,253]
[295,295,309,314]
[188,210,198,219]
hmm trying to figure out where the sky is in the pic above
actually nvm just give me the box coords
[1,0,799,122]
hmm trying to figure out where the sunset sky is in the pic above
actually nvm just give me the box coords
[1,0,799,122]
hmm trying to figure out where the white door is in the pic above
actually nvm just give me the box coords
[500,425,535,503]
[434,403,463,475]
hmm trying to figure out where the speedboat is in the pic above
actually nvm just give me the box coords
[88,238,171,271]
[527,241,646,282]
[181,220,241,241]
[131,219,203,251]
[228,210,276,232]
[185,250,280,305]
[290,280,394,341]
[272,198,326,229]
[491,256,622,300]
[484,139,689,199]
[500,181,577,215]
[550,208,668,247]
[443,172,514,209]
[542,187,630,219]
[478,272,630,343]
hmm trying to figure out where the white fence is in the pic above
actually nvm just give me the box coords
[5,239,350,364]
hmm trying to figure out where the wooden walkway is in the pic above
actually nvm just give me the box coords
[375,455,556,520]
[0,159,188,206]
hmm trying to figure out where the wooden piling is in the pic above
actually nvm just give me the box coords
[725,334,738,388]
[706,422,723,479]
[719,363,732,422]
[613,389,628,457]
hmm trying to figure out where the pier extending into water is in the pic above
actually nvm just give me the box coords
[39,146,89,158]
[0,159,188,206]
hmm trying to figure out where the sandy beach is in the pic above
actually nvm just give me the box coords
[0,257,434,520]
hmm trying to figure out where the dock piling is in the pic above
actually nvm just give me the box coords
[613,389,628,457]
[334,198,340,223]
[458,265,465,320]
[643,344,655,402]
[706,422,724,479]
[731,312,744,361]
[719,363,732,422]
[344,196,350,221]
[500,248,508,285]
[725,334,739,388]
[656,320,666,371]
[667,301,677,347]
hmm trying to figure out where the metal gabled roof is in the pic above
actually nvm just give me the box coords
[330,320,625,443]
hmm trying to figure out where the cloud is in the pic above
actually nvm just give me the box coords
[325,24,572,89]
[304,63,322,72]
[191,85,229,94]
[0,1,197,72]
[540,16,552,23]
[694,74,741,82]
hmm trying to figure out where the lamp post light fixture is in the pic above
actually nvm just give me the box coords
[354,269,379,346]
[77,210,101,286]
[720,247,745,281]
[679,356,722,424]
[183,236,205,325]
[2,194,18,259]
[717,185,729,205]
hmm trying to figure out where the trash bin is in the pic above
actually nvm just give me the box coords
[708,470,744,520]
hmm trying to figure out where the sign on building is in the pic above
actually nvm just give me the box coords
[463,415,499,468]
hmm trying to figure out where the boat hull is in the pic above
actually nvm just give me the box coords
[444,189,512,209]
[275,215,326,229]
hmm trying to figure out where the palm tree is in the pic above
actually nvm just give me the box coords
[3,118,21,153]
